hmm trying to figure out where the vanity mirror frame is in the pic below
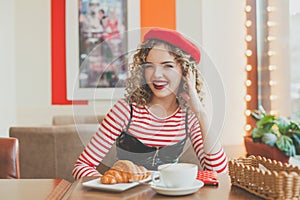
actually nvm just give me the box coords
[245,0,271,135]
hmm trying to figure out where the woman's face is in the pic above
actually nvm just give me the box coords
[144,44,183,100]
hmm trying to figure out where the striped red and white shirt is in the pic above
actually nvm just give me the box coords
[72,99,228,180]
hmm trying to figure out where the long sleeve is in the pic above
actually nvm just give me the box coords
[72,99,130,180]
[188,114,228,173]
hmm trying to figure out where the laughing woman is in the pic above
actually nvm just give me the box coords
[72,28,228,180]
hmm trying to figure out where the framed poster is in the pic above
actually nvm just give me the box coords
[66,0,140,100]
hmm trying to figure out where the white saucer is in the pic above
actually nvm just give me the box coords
[150,180,204,196]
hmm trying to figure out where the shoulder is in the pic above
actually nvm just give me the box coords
[116,98,130,107]
[113,99,149,112]
[130,102,149,115]
[106,99,132,121]
[110,98,131,113]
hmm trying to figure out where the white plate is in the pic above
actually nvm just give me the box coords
[151,180,204,196]
[82,176,151,192]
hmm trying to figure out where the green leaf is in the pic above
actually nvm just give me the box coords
[290,121,300,131]
[293,130,300,135]
[276,135,296,157]
[292,134,300,155]
[285,145,296,156]
[263,123,276,132]
[251,128,266,138]
[275,117,290,135]
[261,133,277,147]
[257,115,276,127]
[288,145,296,157]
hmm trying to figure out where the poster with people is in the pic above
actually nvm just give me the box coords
[78,0,127,88]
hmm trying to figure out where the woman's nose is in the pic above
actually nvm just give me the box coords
[153,66,163,77]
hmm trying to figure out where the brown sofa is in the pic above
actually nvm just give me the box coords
[9,124,99,182]
[52,115,105,126]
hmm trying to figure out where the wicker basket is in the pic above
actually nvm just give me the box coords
[228,155,300,200]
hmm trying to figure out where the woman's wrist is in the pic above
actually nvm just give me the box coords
[193,111,209,138]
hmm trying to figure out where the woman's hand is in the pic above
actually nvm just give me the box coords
[180,68,209,137]
[181,68,222,153]
[181,69,221,154]
[180,68,205,115]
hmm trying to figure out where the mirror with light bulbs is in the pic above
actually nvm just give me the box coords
[244,0,300,135]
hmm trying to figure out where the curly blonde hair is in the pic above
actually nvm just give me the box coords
[125,39,204,110]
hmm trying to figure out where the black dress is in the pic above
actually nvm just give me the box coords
[116,105,189,170]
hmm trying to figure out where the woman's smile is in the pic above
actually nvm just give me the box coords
[152,80,169,90]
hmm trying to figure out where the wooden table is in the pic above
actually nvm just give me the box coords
[0,144,252,199]
[0,179,71,200]
[63,174,261,200]
[0,172,261,199]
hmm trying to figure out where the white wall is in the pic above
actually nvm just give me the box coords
[177,0,246,145]
[0,0,16,137]
[176,0,203,44]
[2,0,246,145]
[13,0,114,127]
[14,0,51,125]
[269,0,292,117]
[202,0,246,145]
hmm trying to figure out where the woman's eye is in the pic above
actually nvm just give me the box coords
[164,65,174,68]
[142,64,153,69]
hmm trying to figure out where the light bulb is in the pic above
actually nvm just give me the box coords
[245,20,252,27]
[245,50,253,57]
[245,5,252,12]
[245,80,252,86]
[246,65,252,71]
[270,95,278,100]
[270,110,278,115]
[267,36,276,41]
[245,95,252,102]
[244,124,252,131]
[267,21,276,27]
[267,51,275,56]
[269,65,276,71]
[245,110,251,116]
[267,6,275,12]
[245,35,252,42]
[269,80,277,86]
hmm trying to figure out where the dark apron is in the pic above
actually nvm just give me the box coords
[116,105,188,170]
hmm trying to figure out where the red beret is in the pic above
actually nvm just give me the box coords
[143,28,201,64]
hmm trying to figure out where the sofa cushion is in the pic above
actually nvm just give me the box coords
[52,115,105,126]
[9,124,99,182]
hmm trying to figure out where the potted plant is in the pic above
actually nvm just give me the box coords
[244,106,300,163]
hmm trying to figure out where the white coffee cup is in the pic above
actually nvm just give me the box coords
[152,163,198,188]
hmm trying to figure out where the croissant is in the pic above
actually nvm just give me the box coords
[100,160,150,184]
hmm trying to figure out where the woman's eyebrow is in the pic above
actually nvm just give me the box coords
[161,61,175,64]
[143,61,175,64]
